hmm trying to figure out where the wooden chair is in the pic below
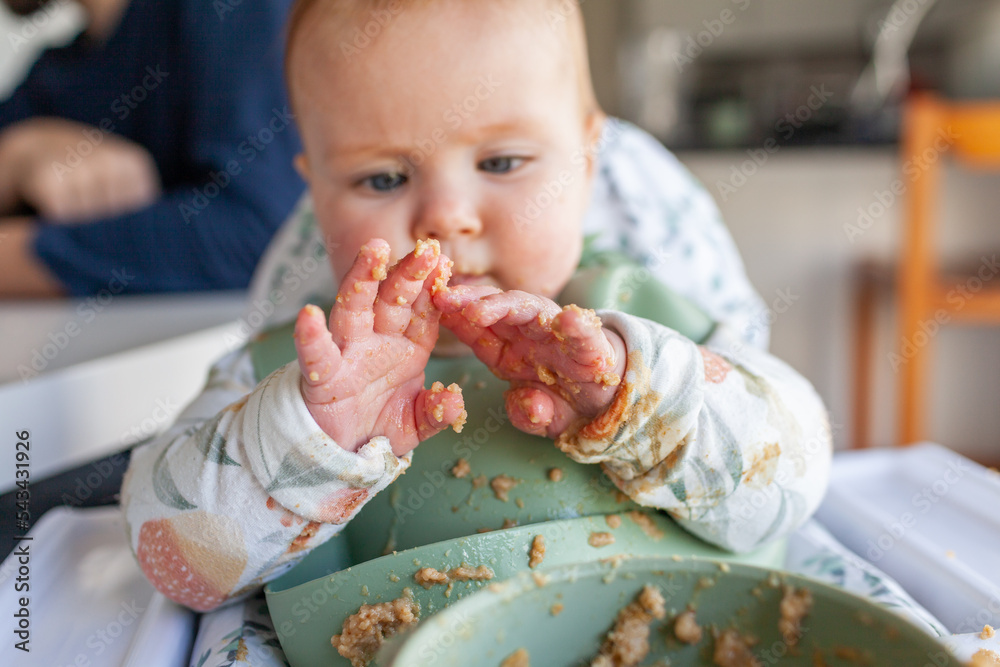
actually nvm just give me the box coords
[895,92,1000,445]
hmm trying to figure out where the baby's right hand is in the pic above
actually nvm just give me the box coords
[294,239,466,457]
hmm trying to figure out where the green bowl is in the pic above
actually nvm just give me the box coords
[266,513,787,667]
[380,557,963,667]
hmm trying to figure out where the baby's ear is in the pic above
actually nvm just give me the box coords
[293,154,311,183]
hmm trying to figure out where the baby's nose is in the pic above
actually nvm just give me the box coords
[413,196,482,240]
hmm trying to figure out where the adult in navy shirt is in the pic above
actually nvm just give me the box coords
[0,0,305,296]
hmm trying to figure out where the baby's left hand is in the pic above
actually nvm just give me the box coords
[435,287,626,438]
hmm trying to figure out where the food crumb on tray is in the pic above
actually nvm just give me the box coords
[529,534,546,568]
[491,474,520,501]
[606,514,622,529]
[451,458,471,478]
[589,532,616,548]
[588,585,665,667]
[982,625,996,640]
[331,592,419,667]
[500,648,531,667]
[548,467,563,482]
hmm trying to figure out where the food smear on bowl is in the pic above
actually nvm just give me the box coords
[330,591,420,667]
[413,564,495,589]
[778,586,813,647]
[588,584,666,667]
[712,627,760,667]
[500,648,531,667]
[529,535,546,568]
[589,532,616,547]
[673,609,702,644]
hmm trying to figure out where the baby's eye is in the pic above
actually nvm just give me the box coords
[362,172,408,192]
[478,156,525,174]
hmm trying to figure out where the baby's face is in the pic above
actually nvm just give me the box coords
[291,2,603,298]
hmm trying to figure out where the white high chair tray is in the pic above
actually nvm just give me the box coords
[0,506,196,667]
[816,442,1000,633]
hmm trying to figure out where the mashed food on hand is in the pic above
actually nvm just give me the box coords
[589,585,666,667]
[331,592,420,667]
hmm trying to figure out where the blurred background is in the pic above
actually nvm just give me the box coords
[2,0,999,463]
[578,0,1000,464]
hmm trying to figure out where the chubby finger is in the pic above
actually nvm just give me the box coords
[329,239,391,347]
[439,311,505,367]
[294,304,342,404]
[432,284,503,314]
[505,386,554,436]
[406,254,453,348]
[415,381,467,441]
[551,305,614,370]
[374,239,441,334]
[461,290,561,331]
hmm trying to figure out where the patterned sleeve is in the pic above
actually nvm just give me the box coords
[120,350,409,612]
[556,312,832,552]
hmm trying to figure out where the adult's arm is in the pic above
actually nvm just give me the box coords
[14,0,304,295]
[0,217,64,297]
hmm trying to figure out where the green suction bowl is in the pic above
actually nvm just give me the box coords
[266,513,787,667]
[380,557,963,667]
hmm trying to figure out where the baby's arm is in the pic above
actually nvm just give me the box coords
[437,289,830,553]
[122,240,465,611]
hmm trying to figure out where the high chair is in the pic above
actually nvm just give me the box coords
[895,92,1000,445]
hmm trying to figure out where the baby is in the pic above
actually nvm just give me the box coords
[122,0,831,614]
